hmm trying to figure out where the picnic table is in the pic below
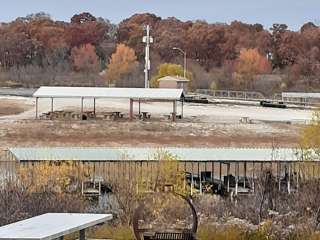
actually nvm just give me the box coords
[0,213,112,240]
[103,111,123,120]
[141,111,151,120]
[112,111,123,119]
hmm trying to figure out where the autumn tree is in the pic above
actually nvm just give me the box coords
[71,43,100,84]
[234,48,272,89]
[103,43,138,86]
[150,63,192,87]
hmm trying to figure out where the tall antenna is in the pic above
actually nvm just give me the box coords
[142,25,153,88]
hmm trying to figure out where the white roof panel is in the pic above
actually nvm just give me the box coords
[0,213,112,240]
[33,86,184,100]
[282,92,320,99]
[9,147,299,162]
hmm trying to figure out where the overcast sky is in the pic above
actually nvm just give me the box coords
[0,0,319,30]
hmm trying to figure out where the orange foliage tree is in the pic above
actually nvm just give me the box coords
[71,43,100,74]
[104,43,138,86]
[234,48,272,89]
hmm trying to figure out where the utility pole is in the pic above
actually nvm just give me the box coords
[173,47,187,78]
[142,25,153,88]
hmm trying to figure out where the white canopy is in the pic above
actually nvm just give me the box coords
[33,86,184,100]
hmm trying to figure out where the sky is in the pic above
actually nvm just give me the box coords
[0,0,319,30]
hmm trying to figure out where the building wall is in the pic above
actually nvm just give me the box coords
[159,80,178,89]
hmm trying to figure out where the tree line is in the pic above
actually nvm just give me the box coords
[0,12,319,94]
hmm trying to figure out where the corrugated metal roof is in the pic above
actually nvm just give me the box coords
[282,92,320,99]
[33,87,184,100]
[8,147,300,162]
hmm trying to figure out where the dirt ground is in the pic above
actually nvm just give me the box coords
[0,96,306,151]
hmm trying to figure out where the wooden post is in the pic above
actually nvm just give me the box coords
[79,229,86,240]
[219,162,222,181]
[130,99,134,120]
[35,97,38,119]
[172,100,177,122]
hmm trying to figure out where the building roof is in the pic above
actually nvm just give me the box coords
[282,92,320,99]
[157,76,190,83]
[0,213,112,240]
[33,86,184,100]
[8,147,300,162]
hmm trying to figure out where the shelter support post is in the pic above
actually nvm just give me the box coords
[138,99,141,115]
[79,229,86,240]
[278,162,281,192]
[130,99,134,120]
[59,237,64,240]
[172,100,177,122]
[181,98,184,118]
[81,97,84,120]
[227,163,230,193]
[288,163,291,194]
[235,162,239,196]
[93,98,96,116]
[51,98,54,113]
[252,162,255,193]
[244,162,247,189]
[35,97,38,119]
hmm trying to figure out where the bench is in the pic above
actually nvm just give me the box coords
[151,232,195,240]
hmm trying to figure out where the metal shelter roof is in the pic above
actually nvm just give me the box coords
[282,92,320,99]
[0,213,112,240]
[33,86,184,100]
[9,147,300,162]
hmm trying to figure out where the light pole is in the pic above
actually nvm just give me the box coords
[173,47,187,78]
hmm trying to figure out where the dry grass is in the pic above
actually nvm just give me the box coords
[0,99,31,116]
[0,119,301,150]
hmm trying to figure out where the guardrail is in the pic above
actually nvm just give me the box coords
[194,89,319,108]
[195,89,267,100]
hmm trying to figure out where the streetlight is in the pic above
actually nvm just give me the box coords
[173,47,187,78]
